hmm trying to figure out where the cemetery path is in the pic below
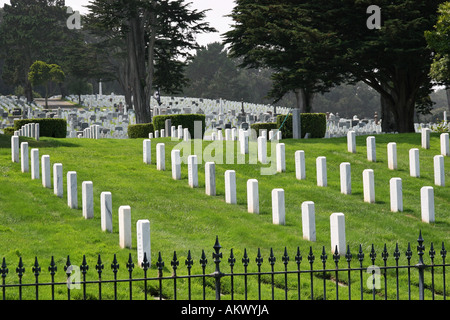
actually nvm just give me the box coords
[34,98,79,109]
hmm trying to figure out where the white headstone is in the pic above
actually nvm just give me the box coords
[101,192,113,233]
[347,131,356,153]
[387,142,397,170]
[421,128,430,149]
[11,136,19,163]
[390,178,403,212]
[67,171,77,209]
[239,130,249,155]
[316,156,327,187]
[421,186,435,223]
[295,151,306,180]
[154,130,159,139]
[434,155,445,187]
[205,162,215,196]
[82,181,94,219]
[225,170,237,204]
[441,133,449,156]
[178,125,183,139]
[366,136,376,162]
[35,123,40,141]
[161,129,165,138]
[137,219,151,267]
[171,126,177,138]
[409,148,420,177]
[143,139,151,164]
[301,201,316,241]
[41,155,51,189]
[272,188,285,225]
[21,142,29,173]
[53,163,63,198]
[171,149,181,180]
[225,129,231,141]
[31,149,39,180]
[156,143,165,171]
[363,169,375,203]
[276,143,286,173]
[258,136,267,164]
[188,155,198,188]
[119,205,132,249]
[184,128,190,141]
[247,179,259,214]
[330,213,346,255]
[340,162,351,195]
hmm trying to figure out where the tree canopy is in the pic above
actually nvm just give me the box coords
[224,0,445,132]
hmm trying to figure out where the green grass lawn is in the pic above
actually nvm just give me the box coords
[0,132,448,300]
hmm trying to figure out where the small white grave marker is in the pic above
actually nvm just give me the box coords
[301,201,316,241]
[225,170,237,204]
[363,169,375,203]
[272,188,285,225]
[295,151,306,180]
[119,205,132,249]
[67,171,77,209]
[205,162,215,195]
[390,178,403,212]
[340,162,351,195]
[366,136,376,162]
[247,179,259,214]
[421,187,434,223]
[330,213,346,255]
[316,156,327,187]
[387,142,397,170]
[101,192,113,232]
[156,143,165,171]
[82,181,94,219]
[188,155,198,188]
[137,219,151,267]
[409,148,420,177]
[53,163,63,198]
[41,155,51,189]
[171,149,181,180]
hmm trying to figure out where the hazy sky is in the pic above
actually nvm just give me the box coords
[0,0,235,46]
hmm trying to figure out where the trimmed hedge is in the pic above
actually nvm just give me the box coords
[14,119,67,138]
[3,127,15,136]
[128,123,155,139]
[250,122,278,137]
[153,114,206,138]
[276,113,326,139]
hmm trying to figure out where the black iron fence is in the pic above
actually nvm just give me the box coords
[0,231,448,301]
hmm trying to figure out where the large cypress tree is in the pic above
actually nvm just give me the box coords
[85,0,215,124]
[225,0,444,132]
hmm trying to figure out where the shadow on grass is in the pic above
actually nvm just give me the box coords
[0,135,81,149]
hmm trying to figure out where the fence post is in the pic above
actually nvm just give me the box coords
[213,236,223,300]
[416,231,427,300]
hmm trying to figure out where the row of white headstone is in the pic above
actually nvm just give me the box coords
[346,130,449,223]
[13,123,40,141]
[142,139,348,254]
[11,136,151,268]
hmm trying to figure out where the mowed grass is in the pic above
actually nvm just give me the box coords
[0,132,448,300]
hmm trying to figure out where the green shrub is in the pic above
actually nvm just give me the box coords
[14,119,67,138]
[276,113,326,139]
[128,123,155,139]
[250,122,278,137]
[153,114,206,138]
[3,127,15,136]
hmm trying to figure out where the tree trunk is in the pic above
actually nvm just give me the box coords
[127,15,151,124]
[446,86,450,115]
[294,88,314,113]
[25,80,33,103]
